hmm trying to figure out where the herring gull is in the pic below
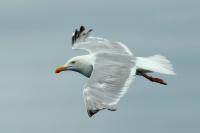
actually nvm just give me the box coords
[55,26,175,117]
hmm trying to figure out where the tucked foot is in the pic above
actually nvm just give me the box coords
[137,71,167,85]
[147,76,167,85]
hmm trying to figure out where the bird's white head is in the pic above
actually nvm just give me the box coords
[55,55,94,77]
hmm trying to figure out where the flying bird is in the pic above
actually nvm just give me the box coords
[55,26,175,117]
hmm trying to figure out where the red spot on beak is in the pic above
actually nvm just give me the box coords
[55,66,65,74]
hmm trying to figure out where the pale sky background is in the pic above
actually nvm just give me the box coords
[0,0,199,133]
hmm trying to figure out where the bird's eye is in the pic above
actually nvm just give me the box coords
[71,61,76,64]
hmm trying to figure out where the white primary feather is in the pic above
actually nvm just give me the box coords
[136,54,175,75]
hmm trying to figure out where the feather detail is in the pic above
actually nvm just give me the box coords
[72,26,92,45]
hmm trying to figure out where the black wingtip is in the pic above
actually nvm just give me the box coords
[72,26,93,45]
[87,109,100,117]
[80,26,85,33]
[87,29,93,33]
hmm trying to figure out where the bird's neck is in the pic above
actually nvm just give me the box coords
[71,65,93,78]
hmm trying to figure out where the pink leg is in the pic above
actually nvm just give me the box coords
[137,71,167,85]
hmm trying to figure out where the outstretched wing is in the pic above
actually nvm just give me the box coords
[84,53,136,117]
[71,26,133,56]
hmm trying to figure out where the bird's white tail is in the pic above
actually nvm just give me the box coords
[136,54,175,75]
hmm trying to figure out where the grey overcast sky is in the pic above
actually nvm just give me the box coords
[0,0,199,133]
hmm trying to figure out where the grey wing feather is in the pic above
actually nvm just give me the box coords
[83,53,136,117]
[73,37,133,56]
[71,26,133,56]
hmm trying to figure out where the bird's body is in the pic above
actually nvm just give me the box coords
[55,26,175,117]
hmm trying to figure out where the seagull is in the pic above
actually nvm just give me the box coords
[55,26,175,117]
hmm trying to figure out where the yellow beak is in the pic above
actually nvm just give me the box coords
[55,66,65,74]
